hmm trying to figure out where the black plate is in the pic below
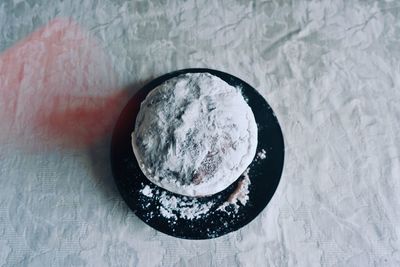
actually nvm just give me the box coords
[110,68,284,239]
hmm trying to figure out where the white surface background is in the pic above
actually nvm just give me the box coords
[1,0,400,266]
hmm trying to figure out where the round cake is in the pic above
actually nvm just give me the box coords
[131,73,257,196]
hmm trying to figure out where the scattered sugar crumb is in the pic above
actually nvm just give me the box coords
[140,185,154,197]
[160,206,177,219]
[257,149,267,160]
[139,167,252,219]
[158,191,214,220]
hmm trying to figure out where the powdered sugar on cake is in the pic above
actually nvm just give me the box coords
[132,73,257,196]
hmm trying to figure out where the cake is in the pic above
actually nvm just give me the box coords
[131,73,257,196]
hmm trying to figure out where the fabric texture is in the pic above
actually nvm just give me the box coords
[0,0,399,266]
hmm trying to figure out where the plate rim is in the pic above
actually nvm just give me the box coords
[110,68,285,239]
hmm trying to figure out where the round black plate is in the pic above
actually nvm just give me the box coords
[111,68,284,239]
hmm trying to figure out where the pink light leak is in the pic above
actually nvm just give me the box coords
[0,18,127,150]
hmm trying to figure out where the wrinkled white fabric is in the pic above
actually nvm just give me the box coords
[0,0,399,266]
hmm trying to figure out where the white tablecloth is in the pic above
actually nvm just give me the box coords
[0,0,399,266]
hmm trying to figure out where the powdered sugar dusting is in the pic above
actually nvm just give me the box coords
[140,185,216,220]
[160,206,177,220]
[159,191,215,220]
